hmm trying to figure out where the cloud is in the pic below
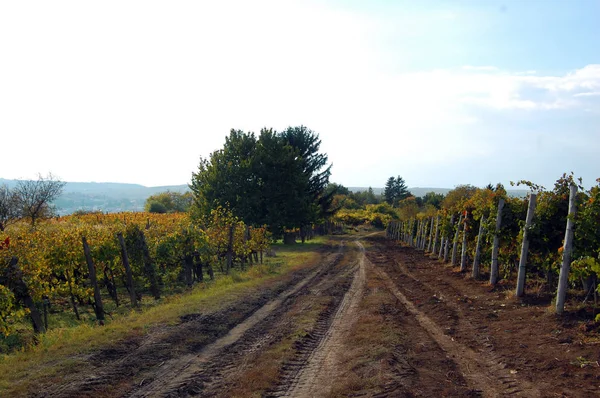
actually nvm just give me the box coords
[394,64,600,112]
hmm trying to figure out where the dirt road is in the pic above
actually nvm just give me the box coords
[41,233,599,397]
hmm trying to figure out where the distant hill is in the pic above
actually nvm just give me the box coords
[347,186,528,198]
[0,178,189,215]
[0,178,528,215]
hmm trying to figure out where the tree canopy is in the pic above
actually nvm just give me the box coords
[145,191,192,213]
[384,176,410,206]
[190,126,332,237]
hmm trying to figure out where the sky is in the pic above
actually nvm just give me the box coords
[1,0,599,189]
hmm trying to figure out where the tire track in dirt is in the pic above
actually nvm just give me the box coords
[130,245,347,398]
[273,240,366,398]
[185,243,357,397]
[371,261,542,398]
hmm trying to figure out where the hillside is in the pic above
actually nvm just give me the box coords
[0,179,189,214]
[0,179,527,215]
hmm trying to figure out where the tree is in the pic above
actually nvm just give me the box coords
[384,176,410,206]
[145,191,192,213]
[13,174,66,227]
[325,183,350,197]
[190,127,332,239]
[421,191,445,209]
[0,184,19,231]
[190,130,258,222]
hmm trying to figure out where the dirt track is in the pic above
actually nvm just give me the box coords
[40,233,600,397]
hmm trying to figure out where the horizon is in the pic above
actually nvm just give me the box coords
[1,1,598,189]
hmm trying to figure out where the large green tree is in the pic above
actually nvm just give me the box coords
[190,126,333,238]
[384,176,410,206]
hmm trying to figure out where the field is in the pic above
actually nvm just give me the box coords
[2,230,599,397]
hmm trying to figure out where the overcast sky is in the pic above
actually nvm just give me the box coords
[1,0,598,189]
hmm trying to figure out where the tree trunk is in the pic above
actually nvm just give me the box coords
[516,193,537,297]
[283,232,296,245]
[117,232,137,307]
[472,215,486,280]
[489,199,505,286]
[556,185,577,314]
[451,214,463,266]
[82,236,105,324]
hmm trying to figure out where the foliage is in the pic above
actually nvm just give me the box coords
[145,191,192,213]
[384,176,410,206]
[0,211,272,335]
[190,127,332,237]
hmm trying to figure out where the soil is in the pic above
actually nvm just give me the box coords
[32,233,600,397]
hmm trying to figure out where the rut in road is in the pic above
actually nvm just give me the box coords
[371,259,542,398]
[130,245,346,398]
[272,240,367,398]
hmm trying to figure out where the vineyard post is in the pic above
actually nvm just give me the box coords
[415,219,421,248]
[472,215,486,279]
[82,236,105,324]
[422,219,429,250]
[516,193,537,297]
[139,230,161,299]
[117,232,137,307]
[193,251,204,282]
[451,214,463,266]
[226,224,234,274]
[409,219,415,247]
[443,214,455,262]
[432,215,440,258]
[460,212,469,272]
[555,184,578,314]
[4,257,46,333]
[489,199,505,286]
[184,255,194,287]
[427,217,434,252]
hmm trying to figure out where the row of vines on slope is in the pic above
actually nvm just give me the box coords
[0,207,270,336]
[386,173,600,315]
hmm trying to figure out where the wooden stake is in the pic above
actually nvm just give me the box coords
[556,185,578,314]
[516,193,537,297]
[489,199,505,286]
[472,215,486,279]
[82,236,105,324]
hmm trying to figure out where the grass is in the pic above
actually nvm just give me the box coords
[0,237,327,396]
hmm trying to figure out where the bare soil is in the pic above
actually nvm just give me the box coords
[28,233,600,397]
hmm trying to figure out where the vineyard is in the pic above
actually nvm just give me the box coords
[0,207,270,339]
[386,174,600,316]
